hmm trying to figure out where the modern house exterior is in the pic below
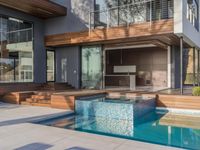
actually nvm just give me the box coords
[0,0,200,93]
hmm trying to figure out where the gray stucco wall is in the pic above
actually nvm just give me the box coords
[45,0,94,35]
[0,6,46,83]
[55,46,80,89]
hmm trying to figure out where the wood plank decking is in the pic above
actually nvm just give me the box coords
[1,89,200,111]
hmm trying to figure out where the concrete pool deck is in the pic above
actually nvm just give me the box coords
[0,102,181,150]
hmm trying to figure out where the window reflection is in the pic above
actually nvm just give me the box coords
[187,0,199,30]
[0,16,33,83]
[47,51,55,82]
[81,46,102,89]
[93,0,174,28]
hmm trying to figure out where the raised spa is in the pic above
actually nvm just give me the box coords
[75,96,156,122]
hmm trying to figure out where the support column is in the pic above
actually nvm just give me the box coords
[102,49,106,89]
[180,37,183,94]
[198,50,200,86]
[171,46,180,89]
[167,46,171,88]
[193,47,196,86]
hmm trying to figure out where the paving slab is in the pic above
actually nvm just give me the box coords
[0,103,183,150]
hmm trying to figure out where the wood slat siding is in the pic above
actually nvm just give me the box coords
[51,95,75,110]
[1,92,34,104]
[51,92,106,110]
[156,95,200,110]
[0,0,66,18]
[45,19,174,47]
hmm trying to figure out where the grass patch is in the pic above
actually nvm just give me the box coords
[192,87,200,96]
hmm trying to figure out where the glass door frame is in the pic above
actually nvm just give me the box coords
[46,49,56,82]
[80,45,103,89]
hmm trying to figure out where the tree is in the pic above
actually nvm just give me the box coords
[95,0,151,27]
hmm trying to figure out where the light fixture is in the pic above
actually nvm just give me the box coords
[8,17,23,23]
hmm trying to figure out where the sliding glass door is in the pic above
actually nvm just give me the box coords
[47,50,55,82]
[81,46,102,89]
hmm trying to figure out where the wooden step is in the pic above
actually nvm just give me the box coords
[34,91,53,96]
[36,99,51,104]
[31,95,50,100]
[30,102,51,107]
[20,101,31,105]
[26,98,38,103]
[24,102,50,107]
[26,97,50,103]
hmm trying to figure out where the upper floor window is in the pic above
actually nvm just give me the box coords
[0,16,34,83]
[167,0,173,18]
[187,0,199,30]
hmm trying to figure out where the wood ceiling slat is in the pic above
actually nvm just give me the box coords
[0,0,66,19]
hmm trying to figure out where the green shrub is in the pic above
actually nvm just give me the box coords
[192,87,200,96]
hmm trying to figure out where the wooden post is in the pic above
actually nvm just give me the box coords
[198,50,200,86]
[193,47,196,86]
[180,37,183,95]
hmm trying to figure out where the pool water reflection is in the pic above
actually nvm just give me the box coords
[38,97,200,150]
[39,111,200,150]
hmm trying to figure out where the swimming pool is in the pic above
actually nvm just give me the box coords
[38,96,200,150]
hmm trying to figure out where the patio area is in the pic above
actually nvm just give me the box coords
[0,102,181,150]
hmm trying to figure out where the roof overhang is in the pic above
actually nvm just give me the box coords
[0,0,67,19]
[45,19,190,49]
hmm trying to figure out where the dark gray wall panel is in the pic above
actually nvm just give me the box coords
[45,0,94,35]
[0,6,46,83]
[171,46,189,88]
[55,46,80,88]
[171,46,180,88]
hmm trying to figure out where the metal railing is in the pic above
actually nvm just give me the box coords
[89,0,173,31]
[7,28,33,44]
[0,28,32,44]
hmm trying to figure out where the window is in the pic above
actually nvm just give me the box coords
[184,48,200,85]
[187,0,199,30]
[81,46,102,89]
[47,50,55,82]
[167,0,173,18]
[0,16,33,83]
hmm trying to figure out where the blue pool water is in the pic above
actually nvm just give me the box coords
[38,97,200,150]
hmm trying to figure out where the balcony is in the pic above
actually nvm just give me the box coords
[45,0,181,47]
[90,0,174,30]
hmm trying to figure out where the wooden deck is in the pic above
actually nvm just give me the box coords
[156,94,200,110]
[106,90,200,110]
[0,90,106,110]
[1,89,200,111]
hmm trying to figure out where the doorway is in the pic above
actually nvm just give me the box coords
[81,46,102,89]
[46,50,55,82]
[104,47,168,88]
